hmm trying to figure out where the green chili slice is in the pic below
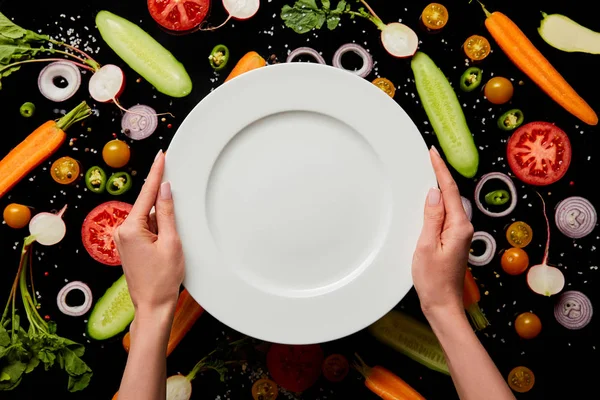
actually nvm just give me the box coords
[497,109,524,131]
[485,190,510,206]
[209,45,230,71]
[107,172,132,195]
[20,102,36,118]
[460,67,482,92]
[85,166,107,194]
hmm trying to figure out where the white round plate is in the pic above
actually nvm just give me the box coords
[165,63,435,344]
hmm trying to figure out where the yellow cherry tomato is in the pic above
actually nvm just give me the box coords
[507,366,535,393]
[515,312,542,339]
[506,221,533,248]
[463,35,491,61]
[102,140,131,168]
[421,3,449,31]
[252,378,278,400]
[50,156,80,185]
[3,203,32,229]
[484,77,514,105]
[372,77,396,98]
[122,331,131,353]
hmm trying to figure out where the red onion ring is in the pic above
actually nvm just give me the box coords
[38,61,81,102]
[286,47,326,64]
[461,196,473,221]
[468,231,496,266]
[57,281,92,317]
[332,43,373,78]
[474,172,517,217]
[121,104,159,140]
[554,196,597,239]
[554,290,593,330]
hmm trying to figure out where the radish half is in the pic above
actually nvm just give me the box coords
[381,23,419,58]
[223,0,259,20]
[166,375,192,400]
[88,64,125,103]
[29,205,67,246]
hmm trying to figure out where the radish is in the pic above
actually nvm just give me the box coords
[88,64,125,103]
[380,22,419,58]
[28,204,67,246]
[164,349,229,400]
[527,194,565,296]
[201,0,260,30]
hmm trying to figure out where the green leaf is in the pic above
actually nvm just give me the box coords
[281,0,327,34]
[322,0,330,10]
[25,355,39,373]
[0,12,48,43]
[38,348,56,370]
[0,371,10,381]
[0,360,26,390]
[68,371,92,392]
[0,324,9,347]
[62,348,91,376]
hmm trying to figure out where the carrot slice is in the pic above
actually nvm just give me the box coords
[224,51,266,82]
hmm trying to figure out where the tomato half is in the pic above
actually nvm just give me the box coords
[463,35,491,61]
[372,77,396,98]
[507,122,572,186]
[507,366,535,393]
[50,156,80,185]
[322,354,349,383]
[421,3,449,31]
[514,312,542,339]
[81,201,133,266]
[266,344,324,393]
[251,378,278,400]
[506,221,533,248]
[148,0,210,32]
[501,247,529,276]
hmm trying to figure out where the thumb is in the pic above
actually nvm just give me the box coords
[417,187,445,249]
[155,181,178,239]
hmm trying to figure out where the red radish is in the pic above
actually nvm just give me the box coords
[201,0,260,30]
[527,194,565,296]
[29,204,67,246]
[380,22,419,58]
[166,375,193,400]
[88,64,125,103]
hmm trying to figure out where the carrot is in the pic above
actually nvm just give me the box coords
[0,101,91,198]
[479,2,597,125]
[224,51,266,82]
[354,354,426,400]
[463,268,490,331]
[166,288,204,356]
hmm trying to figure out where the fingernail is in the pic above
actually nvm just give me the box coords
[430,145,440,157]
[427,187,441,205]
[154,149,163,162]
[160,181,172,200]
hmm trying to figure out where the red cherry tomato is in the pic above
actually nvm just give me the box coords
[501,248,529,276]
[147,0,210,32]
[81,201,132,266]
[266,344,324,392]
[322,354,349,383]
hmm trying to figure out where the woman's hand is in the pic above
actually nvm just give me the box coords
[114,150,185,317]
[412,147,474,318]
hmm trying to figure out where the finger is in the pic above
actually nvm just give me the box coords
[155,181,178,239]
[416,187,446,250]
[129,150,165,220]
[429,147,467,221]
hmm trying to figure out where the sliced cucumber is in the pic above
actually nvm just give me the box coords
[411,51,479,178]
[87,274,134,340]
[368,310,450,375]
[95,11,192,98]
[539,12,600,55]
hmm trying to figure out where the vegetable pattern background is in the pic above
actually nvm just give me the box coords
[0,0,598,398]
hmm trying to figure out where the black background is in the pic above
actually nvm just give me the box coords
[0,0,598,399]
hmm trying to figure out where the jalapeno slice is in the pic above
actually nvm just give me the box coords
[485,190,510,206]
[85,166,107,193]
[209,44,230,71]
[106,172,132,195]
[460,67,482,92]
[20,102,36,118]
[497,109,524,131]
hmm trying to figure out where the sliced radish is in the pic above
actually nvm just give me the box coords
[166,374,192,400]
[57,281,93,317]
[223,0,259,20]
[381,23,419,58]
[29,205,67,246]
[38,61,82,102]
[122,105,158,140]
[88,64,125,103]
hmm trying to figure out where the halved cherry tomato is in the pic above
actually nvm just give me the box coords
[501,247,529,275]
[322,354,349,383]
[507,122,572,186]
[50,156,80,185]
[506,221,533,248]
[507,366,535,393]
[3,203,31,229]
[484,77,514,105]
[266,344,323,392]
[251,378,278,400]
[421,3,449,31]
[515,312,542,339]
[122,331,131,352]
[147,0,210,32]
[102,140,131,169]
[463,35,491,61]
[81,201,132,266]
[372,77,396,98]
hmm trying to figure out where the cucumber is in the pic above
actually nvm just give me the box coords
[368,310,450,375]
[538,12,600,55]
[411,51,479,178]
[87,274,134,340]
[95,11,192,98]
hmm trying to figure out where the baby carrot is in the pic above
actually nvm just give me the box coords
[354,354,426,400]
[463,268,490,331]
[167,288,204,356]
[224,51,266,82]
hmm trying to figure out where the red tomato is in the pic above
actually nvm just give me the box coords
[507,122,572,186]
[147,0,210,32]
[266,344,324,392]
[81,201,132,266]
[322,354,349,383]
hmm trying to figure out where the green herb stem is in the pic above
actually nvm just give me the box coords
[0,58,94,76]
[49,39,101,70]
[359,0,380,22]
[55,101,92,131]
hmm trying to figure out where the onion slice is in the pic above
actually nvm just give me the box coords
[554,196,597,239]
[554,290,593,330]
[287,47,326,64]
[29,205,67,246]
[380,22,419,58]
[223,0,259,20]
[38,61,81,102]
[461,196,473,221]
[88,64,125,103]
[122,105,159,140]
[57,281,93,317]
[332,43,373,78]
[468,231,496,266]
[474,172,517,217]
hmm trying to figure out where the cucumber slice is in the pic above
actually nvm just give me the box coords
[95,11,192,98]
[411,51,479,178]
[87,274,134,340]
[368,310,450,375]
[538,12,600,55]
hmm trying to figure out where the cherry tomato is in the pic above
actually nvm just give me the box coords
[507,366,535,393]
[147,0,210,32]
[484,77,514,105]
[122,331,131,352]
[266,344,323,392]
[372,77,396,98]
[463,35,491,61]
[102,140,131,168]
[507,122,572,186]
[251,378,278,400]
[515,312,542,339]
[50,156,80,185]
[506,221,533,248]
[421,3,449,31]
[81,201,132,266]
[322,354,349,383]
[3,203,32,229]
[501,248,529,276]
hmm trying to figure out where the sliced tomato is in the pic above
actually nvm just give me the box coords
[266,344,324,393]
[507,122,572,186]
[147,0,210,32]
[82,201,133,266]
